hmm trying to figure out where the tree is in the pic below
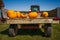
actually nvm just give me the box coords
[0,0,4,9]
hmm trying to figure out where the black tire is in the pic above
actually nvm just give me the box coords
[8,24,18,37]
[8,28,16,37]
[44,23,52,37]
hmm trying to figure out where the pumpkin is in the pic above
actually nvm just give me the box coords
[7,10,17,19]
[28,12,38,18]
[21,13,27,18]
[16,11,21,18]
[43,12,48,17]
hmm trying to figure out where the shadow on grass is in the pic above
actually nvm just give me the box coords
[0,29,9,35]
[0,28,44,36]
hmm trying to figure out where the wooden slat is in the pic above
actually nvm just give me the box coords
[6,18,53,24]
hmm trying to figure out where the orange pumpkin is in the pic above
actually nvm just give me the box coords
[28,12,38,18]
[7,10,17,19]
[43,12,48,17]
[21,13,27,18]
[16,11,21,18]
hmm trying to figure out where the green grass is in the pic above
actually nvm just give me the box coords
[0,22,60,40]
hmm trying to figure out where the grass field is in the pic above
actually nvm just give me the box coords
[0,22,60,40]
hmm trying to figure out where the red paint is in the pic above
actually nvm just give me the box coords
[53,17,60,20]
[21,24,39,29]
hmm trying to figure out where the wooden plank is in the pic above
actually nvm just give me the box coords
[52,20,59,24]
[6,18,53,24]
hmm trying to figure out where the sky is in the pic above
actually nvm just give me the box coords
[3,0,60,11]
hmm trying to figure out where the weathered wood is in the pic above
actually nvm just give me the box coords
[6,18,54,24]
